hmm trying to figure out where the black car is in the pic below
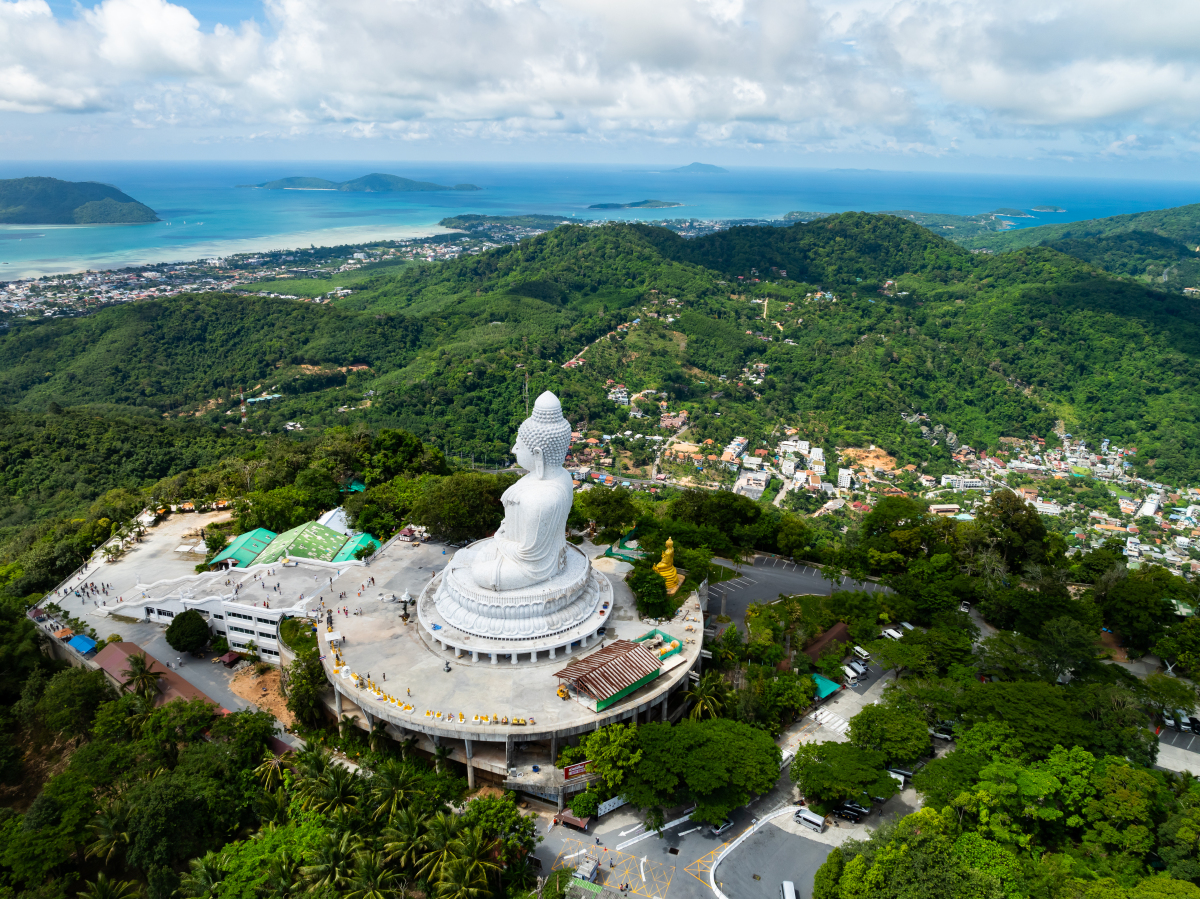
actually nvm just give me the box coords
[839,800,871,816]
[831,806,863,823]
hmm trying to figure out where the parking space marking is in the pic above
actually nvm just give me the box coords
[552,838,675,899]
[684,844,727,885]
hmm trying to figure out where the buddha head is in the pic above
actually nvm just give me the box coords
[514,391,572,478]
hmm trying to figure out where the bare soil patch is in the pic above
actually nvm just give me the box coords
[231,666,296,727]
[840,446,898,470]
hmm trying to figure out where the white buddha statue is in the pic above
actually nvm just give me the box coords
[470,391,575,591]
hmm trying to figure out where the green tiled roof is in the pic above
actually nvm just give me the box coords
[255,522,350,565]
[210,528,277,568]
[332,532,379,563]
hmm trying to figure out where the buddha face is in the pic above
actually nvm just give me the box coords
[512,437,541,475]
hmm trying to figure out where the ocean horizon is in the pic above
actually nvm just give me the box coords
[1,161,1198,279]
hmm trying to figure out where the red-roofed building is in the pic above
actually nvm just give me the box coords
[93,642,215,707]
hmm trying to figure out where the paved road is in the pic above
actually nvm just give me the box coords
[716,824,831,899]
[709,555,889,632]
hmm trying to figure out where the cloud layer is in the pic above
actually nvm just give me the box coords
[1,0,1198,160]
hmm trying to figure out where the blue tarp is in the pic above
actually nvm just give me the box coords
[67,635,97,654]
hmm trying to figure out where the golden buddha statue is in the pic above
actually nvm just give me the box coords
[654,537,681,595]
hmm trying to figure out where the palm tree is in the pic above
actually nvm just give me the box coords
[398,736,418,761]
[254,787,290,826]
[686,671,731,720]
[120,652,162,698]
[369,719,391,754]
[370,758,421,822]
[292,746,333,807]
[417,812,463,883]
[450,826,499,885]
[382,807,428,872]
[76,874,141,899]
[301,832,362,893]
[343,851,404,899]
[260,850,303,899]
[85,802,131,866]
[255,747,294,792]
[178,851,229,898]
[432,743,452,775]
[304,764,361,816]
[435,858,488,899]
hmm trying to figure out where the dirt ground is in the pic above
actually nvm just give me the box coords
[841,446,898,470]
[231,666,296,727]
[1099,630,1130,663]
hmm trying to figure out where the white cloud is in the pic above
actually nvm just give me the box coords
[0,0,1197,159]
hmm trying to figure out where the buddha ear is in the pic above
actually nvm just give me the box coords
[531,446,545,478]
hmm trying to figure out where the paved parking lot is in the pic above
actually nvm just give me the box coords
[714,823,833,899]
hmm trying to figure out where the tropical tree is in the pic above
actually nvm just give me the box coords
[301,832,363,893]
[417,812,464,883]
[450,826,500,887]
[120,652,162,698]
[685,671,731,720]
[343,851,405,899]
[85,802,132,866]
[435,858,488,899]
[263,850,303,899]
[254,787,290,826]
[76,874,142,899]
[432,744,452,775]
[254,747,294,792]
[178,852,229,899]
[398,735,418,761]
[370,758,422,822]
[383,807,429,872]
[304,764,362,816]
[369,719,391,754]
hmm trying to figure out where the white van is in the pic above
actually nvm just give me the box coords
[780,882,797,899]
[853,645,871,662]
[842,665,860,687]
[794,809,826,833]
[780,749,795,772]
[882,627,904,640]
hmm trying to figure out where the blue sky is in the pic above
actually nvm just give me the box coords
[3,0,1199,177]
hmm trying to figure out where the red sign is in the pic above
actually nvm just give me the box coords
[564,760,592,779]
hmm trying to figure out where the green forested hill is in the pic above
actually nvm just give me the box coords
[0,176,159,224]
[963,202,1200,251]
[2,215,1199,483]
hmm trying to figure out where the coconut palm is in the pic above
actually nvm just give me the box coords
[398,736,418,761]
[120,652,162,699]
[435,858,488,899]
[369,758,422,822]
[686,671,731,720]
[432,743,452,775]
[382,807,428,872]
[343,851,404,899]
[260,849,303,899]
[368,719,391,754]
[304,764,361,816]
[178,851,229,898]
[85,802,132,865]
[301,831,362,893]
[450,826,499,885]
[340,714,360,740]
[417,812,463,883]
[76,873,142,899]
[254,787,290,826]
[255,747,294,792]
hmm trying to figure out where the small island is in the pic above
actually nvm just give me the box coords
[243,173,481,192]
[0,177,158,225]
[991,208,1035,218]
[588,199,683,209]
[1033,205,1066,212]
[669,162,728,174]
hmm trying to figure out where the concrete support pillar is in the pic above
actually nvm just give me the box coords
[455,646,462,659]
[334,688,343,715]
[505,735,514,770]
[557,791,565,811]
[550,645,557,659]
[511,652,519,665]
[362,708,373,728]
[465,739,475,789]
[662,694,669,721]
[550,734,558,764]
[472,650,478,662]
[491,653,498,665]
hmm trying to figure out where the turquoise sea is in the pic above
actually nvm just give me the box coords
[1,162,1199,278]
